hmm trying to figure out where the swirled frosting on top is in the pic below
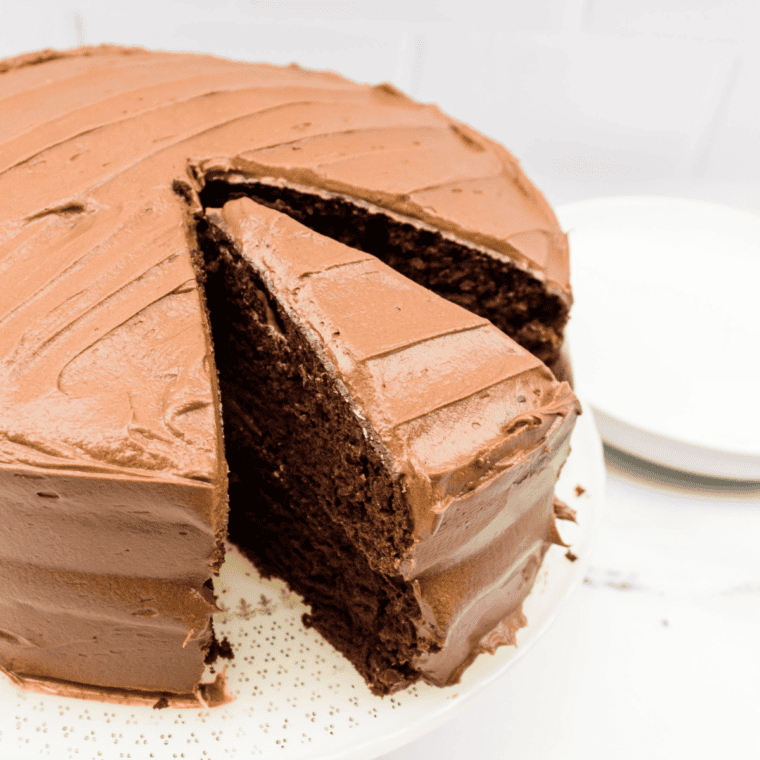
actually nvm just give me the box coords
[0,45,574,702]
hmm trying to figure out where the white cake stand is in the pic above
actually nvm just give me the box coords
[0,404,604,760]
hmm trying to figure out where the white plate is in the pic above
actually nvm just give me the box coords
[557,196,760,481]
[0,406,603,760]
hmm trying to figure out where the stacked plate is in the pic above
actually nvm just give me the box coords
[557,196,760,481]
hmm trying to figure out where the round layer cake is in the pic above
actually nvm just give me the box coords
[0,46,579,706]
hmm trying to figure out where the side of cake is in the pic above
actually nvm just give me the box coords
[0,45,577,703]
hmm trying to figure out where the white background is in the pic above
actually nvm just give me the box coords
[2,3,760,759]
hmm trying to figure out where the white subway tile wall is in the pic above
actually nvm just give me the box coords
[586,0,760,42]
[701,50,760,180]
[2,1,759,209]
[416,29,738,178]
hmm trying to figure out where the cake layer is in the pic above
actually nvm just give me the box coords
[0,470,218,576]
[0,466,220,695]
[0,560,215,694]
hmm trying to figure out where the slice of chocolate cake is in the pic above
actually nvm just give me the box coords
[0,45,578,704]
[196,197,578,694]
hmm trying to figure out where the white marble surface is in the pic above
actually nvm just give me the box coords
[377,438,760,760]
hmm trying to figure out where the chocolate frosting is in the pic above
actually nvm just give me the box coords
[0,45,576,701]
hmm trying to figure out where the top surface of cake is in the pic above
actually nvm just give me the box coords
[1,44,571,478]
[0,45,576,703]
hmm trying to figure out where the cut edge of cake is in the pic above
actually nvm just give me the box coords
[191,194,580,695]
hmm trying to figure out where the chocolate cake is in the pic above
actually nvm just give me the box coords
[0,45,579,705]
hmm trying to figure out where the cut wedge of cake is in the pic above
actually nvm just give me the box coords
[197,197,579,693]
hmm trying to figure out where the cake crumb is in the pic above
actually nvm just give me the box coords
[548,521,569,547]
[553,497,577,523]
[564,550,578,562]
[575,485,586,497]
[205,636,234,665]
